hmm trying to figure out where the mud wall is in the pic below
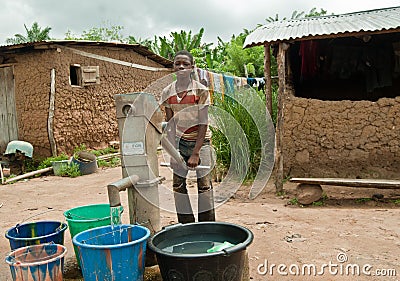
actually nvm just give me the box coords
[283,95,400,179]
[12,50,52,157]
[10,46,171,158]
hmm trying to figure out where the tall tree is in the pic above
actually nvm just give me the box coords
[146,28,207,60]
[65,22,124,42]
[6,22,51,44]
[171,28,204,52]
[191,37,226,71]
[222,30,268,77]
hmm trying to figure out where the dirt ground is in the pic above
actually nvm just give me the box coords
[1,162,399,281]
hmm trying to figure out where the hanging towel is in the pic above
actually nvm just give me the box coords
[256,77,265,91]
[212,72,222,93]
[223,74,235,96]
[197,68,209,87]
[234,76,242,89]
[211,72,225,100]
[247,77,256,87]
[241,77,248,87]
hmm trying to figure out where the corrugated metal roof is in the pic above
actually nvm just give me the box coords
[244,6,400,48]
[0,40,173,67]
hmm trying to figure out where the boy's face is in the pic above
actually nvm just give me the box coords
[174,55,193,78]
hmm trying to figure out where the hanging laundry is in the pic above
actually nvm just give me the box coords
[193,68,264,102]
[211,72,225,100]
[256,77,265,91]
[299,40,319,80]
[196,68,209,87]
[247,77,257,87]
[234,76,242,89]
[241,77,248,87]
[223,74,235,96]
[206,70,214,104]
[393,42,400,77]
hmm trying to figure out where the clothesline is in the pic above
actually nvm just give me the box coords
[194,68,266,102]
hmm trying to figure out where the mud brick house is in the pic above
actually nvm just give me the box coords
[245,6,400,179]
[0,40,172,158]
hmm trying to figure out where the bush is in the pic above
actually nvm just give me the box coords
[97,157,121,168]
[37,154,69,170]
[211,88,271,181]
[56,162,81,178]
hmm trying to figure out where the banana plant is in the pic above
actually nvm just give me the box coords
[171,28,204,52]
[6,22,51,44]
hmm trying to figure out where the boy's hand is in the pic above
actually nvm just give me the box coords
[187,153,200,169]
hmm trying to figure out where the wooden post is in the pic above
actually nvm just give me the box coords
[48,69,57,156]
[264,43,272,115]
[274,43,287,193]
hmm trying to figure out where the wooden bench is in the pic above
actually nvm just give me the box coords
[289,177,400,204]
[290,178,400,189]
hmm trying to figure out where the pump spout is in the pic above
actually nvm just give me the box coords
[107,175,139,207]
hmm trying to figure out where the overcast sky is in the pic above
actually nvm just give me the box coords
[1,0,400,46]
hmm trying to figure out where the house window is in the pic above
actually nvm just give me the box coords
[70,64,100,87]
[70,65,81,86]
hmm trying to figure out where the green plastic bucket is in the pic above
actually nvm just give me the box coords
[63,203,122,267]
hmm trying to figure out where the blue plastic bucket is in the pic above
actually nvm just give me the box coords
[72,224,150,281]
[5,243,67,281]
[5,221,68,250]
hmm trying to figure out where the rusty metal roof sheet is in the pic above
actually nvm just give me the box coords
[244,6,400,48]
[0,40,173,67]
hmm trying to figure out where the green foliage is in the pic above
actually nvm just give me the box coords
[127,35,155,49]
[222,32,257,76]
[97,157,121,168]
[90,146,118,157]
[276,190,286,197]
[263,7,328,24]
[172,28,205,52]
[312,200,324,206]
[211,89,268,180]
[37,154,69,170]
[65,21,124,42]
[24,144,120,178]
[72,144,120,168]
[191,37,227,72]
[73,144,88,157]
[153,35,175,60]
[304,8,328,18]
[24,159,40,173]
[288,197,299,205]
[93,145,120,168]
[149,28,207,60]
[311,192,328,206]
[6,22,51,44]
[355,198,373,203]
[56,162,81,178]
